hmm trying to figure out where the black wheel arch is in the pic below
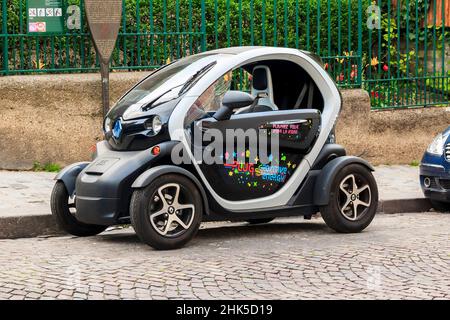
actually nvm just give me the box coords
[54,162,90,196]
[311,143,346,170]
[132,165,210,215]
[313,156,375,206]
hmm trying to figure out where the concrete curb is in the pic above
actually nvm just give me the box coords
[0,198,433,239]
[377,198,432,214]
[0,214,65,239]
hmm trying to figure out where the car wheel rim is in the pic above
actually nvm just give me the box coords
[338,174,371,221]
[148,183,195,237]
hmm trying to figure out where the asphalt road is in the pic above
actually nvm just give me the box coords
[0,212,449,300]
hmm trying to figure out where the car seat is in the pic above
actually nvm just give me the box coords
[235,65,278,114]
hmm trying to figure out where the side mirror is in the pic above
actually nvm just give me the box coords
[214,91,254,121]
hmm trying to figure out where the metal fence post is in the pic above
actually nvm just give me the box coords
[2,0,8,75]
[357,0,363,87]
[317,0,321,55]
[201,0,206,52]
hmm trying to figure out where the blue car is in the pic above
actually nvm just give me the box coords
[420,126,450,212]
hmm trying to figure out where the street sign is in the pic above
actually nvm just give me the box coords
[27,0,64,34]
[84,0,122,118]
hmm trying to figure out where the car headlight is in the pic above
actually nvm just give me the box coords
[427,133,445,155]
[144,115,163,135]
[152,115,163,134]
[104,117,112,133]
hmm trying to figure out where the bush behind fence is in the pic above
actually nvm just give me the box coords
[0,0,449,110]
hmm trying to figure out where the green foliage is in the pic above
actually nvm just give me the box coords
[426,72,450,94]
[362,1,449,109]
[409,160,420,167]
[1,0,448,110]
[108,0,366,67]
[32,161,62,172]
[1,0,365,69]
[378,0,427,29]
[202,0,365,53]
[366,80,419,109]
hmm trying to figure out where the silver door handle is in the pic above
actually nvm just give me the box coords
[268,119,307,125]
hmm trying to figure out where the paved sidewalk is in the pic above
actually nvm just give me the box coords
[0,165,430,238]
[373,165,424,200]
[0,171,55,218]
[0,171,58,238]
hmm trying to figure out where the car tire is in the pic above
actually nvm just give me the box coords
[430,200,450,213]
[246,218,275,225]
[320,164,378,233]
[130,174,203,250]
[50,181,107,237]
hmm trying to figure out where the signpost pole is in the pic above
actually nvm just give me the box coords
[100,62,110,118]
[84,0,122,120]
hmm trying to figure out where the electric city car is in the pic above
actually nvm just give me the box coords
[51,47,379,250]
[420,126,450,212]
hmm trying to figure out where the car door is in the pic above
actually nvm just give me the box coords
[192,109,321,201]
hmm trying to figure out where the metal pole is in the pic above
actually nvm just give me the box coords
[2,0,8,75]
[100,62,110,118]
[357,0,363,87]
[201,0,206,51]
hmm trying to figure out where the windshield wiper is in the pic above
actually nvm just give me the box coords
[141,61,216,111]
[142,84,183,111]
[179,61,217,95]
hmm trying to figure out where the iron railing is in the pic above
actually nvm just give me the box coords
[0,0,448,110]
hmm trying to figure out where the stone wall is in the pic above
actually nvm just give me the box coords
[337,91,450,165]
[0,72,147,170]
[0,73,448,169]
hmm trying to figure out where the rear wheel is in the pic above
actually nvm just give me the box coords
[320,164,378,233]
[130,174,203,250]
[246,218,274,225]
[50,181,107,236]
[430,200,450,213]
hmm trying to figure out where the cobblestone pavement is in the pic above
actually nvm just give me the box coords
[0,212,449,300]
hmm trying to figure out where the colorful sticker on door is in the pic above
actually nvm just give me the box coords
[221,151,299,191]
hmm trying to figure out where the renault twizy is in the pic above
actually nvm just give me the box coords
[51,47,379,250]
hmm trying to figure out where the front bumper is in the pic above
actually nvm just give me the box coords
[420,161,450,203]
[76,196,121,225]
[74,140,176,226]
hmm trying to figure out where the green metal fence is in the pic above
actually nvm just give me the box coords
[0,0,206,73]
[1,0,449,110]
[362,0,449,109]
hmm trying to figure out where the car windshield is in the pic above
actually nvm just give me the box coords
[108,54,219,119]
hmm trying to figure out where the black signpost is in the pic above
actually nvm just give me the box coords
[84,0,122,118]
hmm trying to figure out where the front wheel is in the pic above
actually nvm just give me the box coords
[320,164,378,233]
[130,174,203,250]
[50,181,107,237]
